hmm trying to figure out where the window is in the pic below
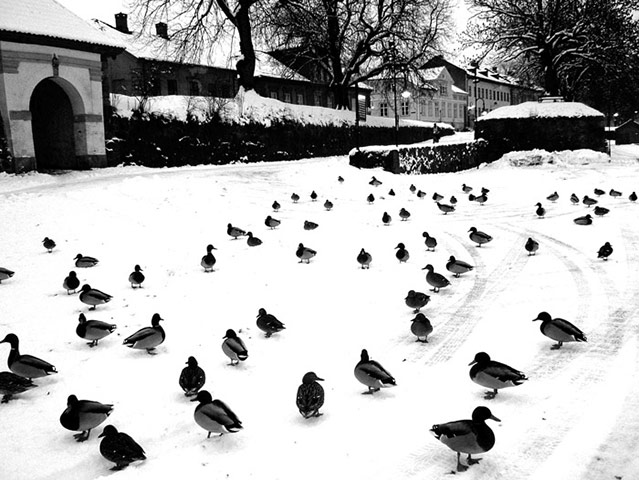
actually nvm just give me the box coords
[189,80,200,96]
[401,99,410,116]
[380,102,388,117]
[327,94,334,108]
[314,91,321,106]
[167,79,177,95]
[270,91,278,100]
[439,84,447,96]
[447,102,452,118]
[428,101,434,117]
[284,92,292,103]
[297,93,304,105]
[453,103,458,118]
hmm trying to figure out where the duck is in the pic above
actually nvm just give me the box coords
[423,264,450,293]
[546,191,559,202]
[265,215,281,229]
[291,192,300,203]
[369,176,382,187]
[405,290,430,312]
[525,237,540,256]
[395,243,409,263]
[79,284,113,310]
[410,313,433,343]
[446,256,474,277]
[437,202,455,214]
[593,206,610,217]
[367,193,375,204]
[0,371,36,403]
[594,188,605,196]
[382,211,392,225]
[422,232,437,251]
[128,265,145,288]
[583,195,598,207]
[256,308,285,337]
[450,195,458,204]
[0,267,15,283]
[597,242,613,260]
[227,223,247,239]
[0,333,57,379]
[388,188,395,196]
[296,372,325,418]
[417,189,427,199]
[570,193,580,205]
[609,188,622,198]
[98,425,146,471]
[468,352,528,399]
[432,192,444,202]
[357,248,372,269]
[629,191,637,202]
[470,193,488,205]
[399,208,411,220]
[535,202,546,218]
[533,311,587,349]
[481,187,490,195]
[246,232,262,247]
[574,214,593,225]
[60,394,113,442]
[338,176,344,183]
[354,349,396,394]
[74,254,99,268]
[272,200,281,211]
[76,313,117,347]
[222,329,248,365]
[63,271,80,294]
[296,243,317,263]
[179,356,206,397]
[310,190,318,201]
[324,199,334,211]
[468,227,493,247]
[431,406,500,473]
[303,220,319,230]
[123,313,165,355]
[201,244,217,272]
[192,390,243,438]
[409,184,417,194]
[462,184,473,194]
[42,237,56,253]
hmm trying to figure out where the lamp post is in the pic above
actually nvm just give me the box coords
[390,38,399,146]
[469,60,479,129]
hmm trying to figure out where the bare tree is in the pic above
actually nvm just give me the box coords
[263,0,455,109]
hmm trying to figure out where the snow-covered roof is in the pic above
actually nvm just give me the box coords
[0,0,124,49]
[421,66,446,81]
[92,19,309,82]
[451,84,468,95]
[479,101,604,120]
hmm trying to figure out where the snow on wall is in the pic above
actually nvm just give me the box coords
[479,101,604,121]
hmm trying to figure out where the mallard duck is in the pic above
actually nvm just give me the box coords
[227,223,247,239]
[201,244,217,272]
[450,195,458,204]
[422,264,450,293]
[192,390,243,438]
[42,237,56,253]
[469,352,528,399]
[367,193,375,204]
[63,271,80,294]
[76,313,116,347]
[310,190,318,201]
[356,248,372,269]
[583,195,598,207]
[222,329,248,365]
[179,356,206,397]
[382,211,392,225]
[462,184,473,193]
[525,237,540,256]
[60,394,113,442]
[123,313,165,355]
[593,206,609,217]
[570,193,579,205]
[546,191,559,202]
[291,192,300,203]
[324,199,334,211]
[0,267,15,283]
[246,232,262,247]
[629,191,637,202]
[354,349,396,394]
[535,202,546,218]
[417,190,427,199]
[405,290,430,313]
[597,242,613,260]
[296,372,325,418]
[0,371,37,403]
[437,202,455,214]
[399,208,410,221]
[468,227,493,247]
[410,313,433,342]
[610,188,622,198]
[296,243,317,263]
[79,284,113,310]
[573,214,593,225]
[98,425,146,471]
[0,333,57,379]
[369,176,382,187]
[431,406,500,472]
[445,256,474,277]
[388,188,395,196]
[395,243,409,263]
[74,254,98,268]
[594,188,605,196]
[264,215,281,229]
[338,176,344,183]
[272,200,281,211]
[128,265,145,288]
[303,220,319,230]
[422,232,437,251]
[470,193,488,205]
[432,192,444,202]
[256,308,285,337]
[533,311,587,349]
[409,184,417,194]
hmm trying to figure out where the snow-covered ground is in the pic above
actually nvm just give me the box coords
[1,139,639,480]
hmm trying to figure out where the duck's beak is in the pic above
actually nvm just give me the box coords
[316,377,325,382]
[468,360,477,366]
[490,414,501,422]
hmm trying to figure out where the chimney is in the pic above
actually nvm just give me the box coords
[115,13,130,33]
[155,22,168,39]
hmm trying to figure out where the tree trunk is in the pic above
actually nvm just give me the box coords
[325,0,347,109]
[235,2,256,91]
[332,83,350,110]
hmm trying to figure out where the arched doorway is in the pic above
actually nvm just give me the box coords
[29,79,76,171]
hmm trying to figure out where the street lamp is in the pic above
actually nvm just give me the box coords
[390,38,399,146]
[469,60,479,128]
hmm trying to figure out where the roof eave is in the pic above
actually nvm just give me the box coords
[0,30,124,56]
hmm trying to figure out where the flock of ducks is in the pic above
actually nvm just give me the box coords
[0,170,630,474]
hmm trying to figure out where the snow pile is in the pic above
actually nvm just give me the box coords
[495,148,611,167]
[480,102,604,121]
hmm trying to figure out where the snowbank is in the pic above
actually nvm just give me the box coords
[481,102,604,121]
